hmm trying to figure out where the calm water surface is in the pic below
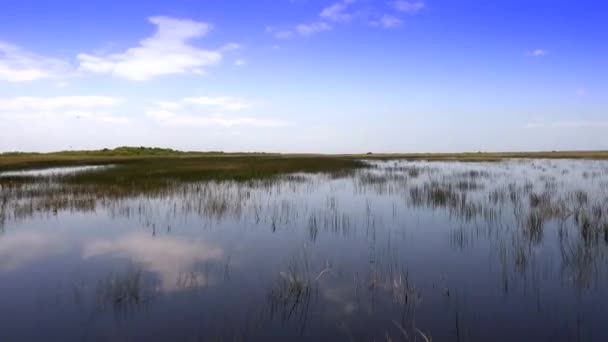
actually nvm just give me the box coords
[0,165,113,177]
[1,160,608,341]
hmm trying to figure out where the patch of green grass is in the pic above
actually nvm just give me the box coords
[67,156,365,184]
[0,155,366,186]
[2,147,608,177]
[0,147,277,171]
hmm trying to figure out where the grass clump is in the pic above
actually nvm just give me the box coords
[64,156,367,185]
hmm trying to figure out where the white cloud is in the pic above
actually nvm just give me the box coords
[0,96,123,111]
[220,43,241,52]
[147,96,291,128]
[0,231,68,271]
[65,110,131,124]
[0,96,128,124]
[526,49,549,57]
[0,41,71,82]
[269,0,418,38]
[266,26,295,39]
[77,16,225,80]
[526,121,608,129]
[184,96,253,111]
[370,15,403,28]
[268,22,332,38]
[155,101,183,110]
[296,22,332,36]
[320,0,356,23]
[83,233,224,291]
[234,59,247,67]
[147,111,291,128]
[392,1,426,14]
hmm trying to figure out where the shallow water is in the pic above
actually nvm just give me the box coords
[1,159,608,341]
[0,165,112,177]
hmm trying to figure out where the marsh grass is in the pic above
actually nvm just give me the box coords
[4,156,367,184]
[2,157,608,318]
[3,148,608,172]
[96,268,154,312]
[268,250,320,324]
[3,157,608,340]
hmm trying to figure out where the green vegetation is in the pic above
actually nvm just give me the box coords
[2,147,608,184]
[0,146,274,171]
[65,156,365,184]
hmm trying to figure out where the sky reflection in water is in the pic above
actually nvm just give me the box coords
[0,159,608,341]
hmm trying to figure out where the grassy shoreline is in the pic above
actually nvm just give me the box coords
[1,148,608,185]
[2,148,608,171]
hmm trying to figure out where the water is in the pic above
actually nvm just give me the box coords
[0,165,113,177]
[1,159,608,341]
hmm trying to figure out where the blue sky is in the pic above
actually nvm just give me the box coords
[0,0,606,153]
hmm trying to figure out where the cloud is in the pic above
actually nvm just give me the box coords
[184,96,252,111]
[0,41,71,82]
[146,96,291,128]
[65,110,131,124]
[320,0,356,23]
[0,96,128,123]
[526,49,549,57]
[370,15,403,28]
[155,101,183,110]
[296,22,332,36]
[526,121,608,129]
[392,1,426,14]
[265,26,295,39]
[268,0,419,38]
[220,43,241,52]
[77,16,226,80]
[83,233,224,291]
[147,111,291,128]
[267,21,332,38]
[0,96,123,111]
[234,59,247,67]
[0,231,68,271]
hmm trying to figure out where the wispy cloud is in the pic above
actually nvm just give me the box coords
[83,233,224,292]
[0,41,71,82]
[267,21,332,38]
[147,96,291,128]
[77,17,232,80]
[147,111,291,128]
[392,1,426,14]
[0,231,68,271]
[0,96,128,123]
[295,22,332,36]
[184,96,253,111]
[0,96,123,111]
[369,15,403,28]
[526,121,608,129]
[526,49,549,57]
[268,0,423,38]
[265,26,295,39]
[320,0,356,23]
